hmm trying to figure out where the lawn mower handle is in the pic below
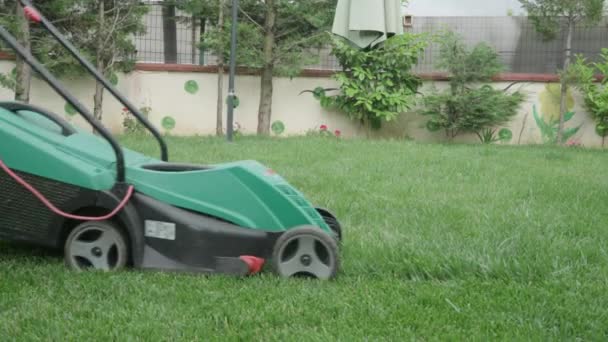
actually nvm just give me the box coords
[18,0,169,163]
[0,25,127,183]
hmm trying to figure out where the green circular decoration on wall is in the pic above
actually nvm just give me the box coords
[109,73,119,86]
[498,128,513,142]
[595,124,608,137]
[271,120,285,135]
[226,95,240,109]
[426,120,441,132]
[185,80,199,94]
[162,116,176,130]
[64,103,77,116]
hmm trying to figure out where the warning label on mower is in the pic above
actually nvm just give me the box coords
[145,220,176,240]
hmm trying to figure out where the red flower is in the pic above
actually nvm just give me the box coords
[122,107,129,112]
[334,129,341,137]
[320,124,328,131]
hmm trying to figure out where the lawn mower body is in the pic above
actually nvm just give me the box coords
[0,1,341,279]
[0,102,335,274]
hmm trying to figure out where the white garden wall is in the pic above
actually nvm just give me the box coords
[0,60,603,147]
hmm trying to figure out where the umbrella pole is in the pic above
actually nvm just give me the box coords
[227,0,239,142]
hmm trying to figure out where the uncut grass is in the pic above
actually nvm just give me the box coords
[1,136,607,340]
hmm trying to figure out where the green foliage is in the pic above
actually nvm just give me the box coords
[122,106,150,135]
[519,0,604,142]
[532,105,581,143]
[203,21,264,67]
[478,127,514,144]
[421,33,525,139]
[199,0,337,78]
[170,0,218,20]
[0,1,146,83]
[0,68,15,91]
[519,0,605,40]
[0,1,17,91]
[437,32,504,85]
[571,50,608,137]
[313,34,427,128]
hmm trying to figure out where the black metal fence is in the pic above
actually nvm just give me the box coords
[135,3,608,74]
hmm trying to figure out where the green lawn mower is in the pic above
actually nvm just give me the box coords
[0,1,342,280]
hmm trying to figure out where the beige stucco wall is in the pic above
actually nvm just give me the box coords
[0,60,603,147]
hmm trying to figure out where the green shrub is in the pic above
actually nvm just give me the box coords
[312,34,427,129]
[571,49,608,143]
[122,106,150,135]
[421,32,525,141]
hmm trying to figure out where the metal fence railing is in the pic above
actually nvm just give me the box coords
[134,4,608,74]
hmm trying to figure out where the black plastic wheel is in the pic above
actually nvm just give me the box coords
[272,226,339,280]
[64,221,129,272]
[315,207,342,242]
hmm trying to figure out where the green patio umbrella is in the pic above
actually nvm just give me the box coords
[331,0,403,49]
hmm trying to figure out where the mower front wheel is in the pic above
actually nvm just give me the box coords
[64,221,129,272]
[272,226,339,280]
[315,207,342,242]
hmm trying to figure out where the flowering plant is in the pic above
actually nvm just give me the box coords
[565,139,582,148]
[306,124,342,138]
[122,106,150,135]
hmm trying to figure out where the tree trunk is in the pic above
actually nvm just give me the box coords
[93,1,105,129]
[14,2,31,103]
[216,0,225,136]
[191,16,198,65]
[257,0,276,135]
[556,19,574,145]
[162,4,178,64]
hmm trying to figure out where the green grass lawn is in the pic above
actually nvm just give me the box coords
[2,136,608,340]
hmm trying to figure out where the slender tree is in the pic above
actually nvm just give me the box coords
[0,1,31,101]
[519,0,605,143]
[14,2,31,103]
[204,0,337,135]
[65,1,147,124]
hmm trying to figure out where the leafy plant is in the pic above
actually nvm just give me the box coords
[571,49,608,145]
[305,124,341,138]
[519,0,605,143]
[122,107,151,135]
[311,34,427,129]
[421,32,525,140]
[0,68,15,91]
[477,128,514,144]
[532,105,581,144]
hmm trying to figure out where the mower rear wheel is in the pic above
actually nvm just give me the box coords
[272,226,339,280]
[64,221,129,272]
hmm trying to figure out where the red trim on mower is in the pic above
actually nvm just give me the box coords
[239,256,265,275]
